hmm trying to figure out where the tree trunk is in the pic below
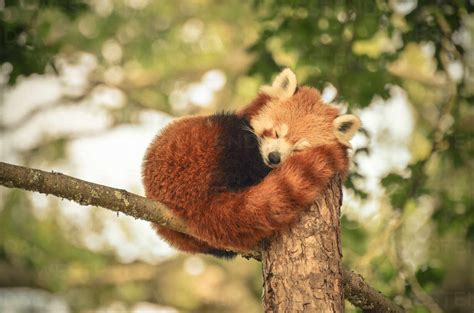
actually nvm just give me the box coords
[262,176,344,312]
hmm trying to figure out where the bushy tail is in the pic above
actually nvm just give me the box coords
[153,224,237,258]
[185,144,348,251]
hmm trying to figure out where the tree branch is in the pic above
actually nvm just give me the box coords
[0,161,187,234]
[0,161,403,312]
[343,270,404,312]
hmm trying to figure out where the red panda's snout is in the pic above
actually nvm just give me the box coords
[256,122,313,168]
[267,151,281,165]
[256,123,295,168]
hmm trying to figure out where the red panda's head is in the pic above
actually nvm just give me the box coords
[250,69,361,168]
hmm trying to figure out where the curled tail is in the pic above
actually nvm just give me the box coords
[185,144,348,251]
[152,224,237,258]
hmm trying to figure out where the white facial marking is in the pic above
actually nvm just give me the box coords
[293,139,311,151]
[250,114,273,136]
[277,123,289,137]
[259,137,292,168]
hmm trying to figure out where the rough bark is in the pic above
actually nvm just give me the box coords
[262,177,344,312]
[0,161,403,312]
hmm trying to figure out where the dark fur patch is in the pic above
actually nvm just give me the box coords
[206,248,238,259]
[338,121,353,132]
[280,76,289,89]
[209,112,271,192]
[277,176,300,209]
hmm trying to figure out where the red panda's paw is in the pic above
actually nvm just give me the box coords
[303,144,349,175]
[257,176,316,228]
[267,205,301,228]
[248,185,301,229]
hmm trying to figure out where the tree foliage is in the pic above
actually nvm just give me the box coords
[1,0,473,312]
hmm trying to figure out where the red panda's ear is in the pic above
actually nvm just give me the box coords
[333,114,361,148]
[260,68,297,100]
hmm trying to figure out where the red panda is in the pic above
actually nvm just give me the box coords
[142,69,360,258]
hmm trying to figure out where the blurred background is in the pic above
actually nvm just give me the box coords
[0,0,472,312]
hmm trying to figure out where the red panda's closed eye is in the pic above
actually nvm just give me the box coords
[261,129,274,138]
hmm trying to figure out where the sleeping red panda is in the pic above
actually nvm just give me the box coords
[142,69,360,258]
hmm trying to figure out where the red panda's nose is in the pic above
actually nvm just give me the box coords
[268,152,281,165]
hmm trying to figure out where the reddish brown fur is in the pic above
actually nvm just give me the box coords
[143,116,223,253]
[142,87,350,253]
[261,129,274,138]
[237,93,272,119]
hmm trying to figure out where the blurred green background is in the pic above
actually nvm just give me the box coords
[0,1,473,312]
